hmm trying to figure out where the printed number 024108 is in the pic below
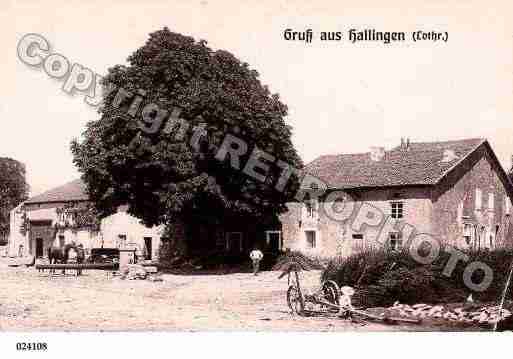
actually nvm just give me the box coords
[16,342,48,351]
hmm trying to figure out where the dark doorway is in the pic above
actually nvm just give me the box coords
[35,238,44,258]
[226,232,243,253]
[266,231,282,252]
[144,237,152,260]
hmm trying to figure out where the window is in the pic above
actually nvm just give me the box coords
[304,198,318,218]
[475,188,482,210]
[482,227,494,249]
[463,223,473,245]
[479,226,486,250]
[505,196,511,215]
[215,231,225,247]
[352,234,364,240]
[389,232,403,251]
[58,235,65,248]
[225,232,243,252]
[144,237,152,260]
[489,226,498,249]
[457,201,464,222]
[390,202,403,219]
[305,230,316,249]
[488,193,494,211]
[117,234,127,249]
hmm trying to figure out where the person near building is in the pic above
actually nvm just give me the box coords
[249,247,264,276]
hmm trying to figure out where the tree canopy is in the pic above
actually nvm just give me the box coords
[71,28,302,229]
[0,158,29,240]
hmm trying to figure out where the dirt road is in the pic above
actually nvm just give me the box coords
[0,263,443,331]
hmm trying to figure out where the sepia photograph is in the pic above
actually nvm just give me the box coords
[1,1,513,357]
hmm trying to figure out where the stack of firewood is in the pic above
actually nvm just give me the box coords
[388,302,512,324]
[119,264,147,280]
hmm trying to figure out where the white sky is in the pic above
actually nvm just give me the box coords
[2,0,513,196]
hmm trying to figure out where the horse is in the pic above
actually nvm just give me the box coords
[47,243,85,275]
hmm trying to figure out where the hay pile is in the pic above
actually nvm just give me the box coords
[322,248,513,308]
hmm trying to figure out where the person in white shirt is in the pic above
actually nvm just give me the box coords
[249,247,264,276]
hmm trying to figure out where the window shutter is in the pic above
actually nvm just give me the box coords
[475,188,482,210]
[457,202,463,223]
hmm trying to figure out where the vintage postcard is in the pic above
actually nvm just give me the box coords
[1,0,513,357]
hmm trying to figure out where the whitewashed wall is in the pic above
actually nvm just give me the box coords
[8,204,164,259]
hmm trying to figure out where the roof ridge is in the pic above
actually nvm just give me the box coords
[25,179,88,204]
[304,138,489,189]
[308,138,486,163]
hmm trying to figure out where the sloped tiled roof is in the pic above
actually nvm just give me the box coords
[22,139,505,202]
[305,138,487,189]
[25,179,89,204]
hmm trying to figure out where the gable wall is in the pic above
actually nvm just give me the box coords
[432,145,513,249]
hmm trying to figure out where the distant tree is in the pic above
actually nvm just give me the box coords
[0,158,29,242]
[71,28,302,242]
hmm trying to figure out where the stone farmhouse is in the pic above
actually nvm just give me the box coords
[280,138,513,258]
[7,180,282,259]
[7,138,513,261]
[7,179,165,259]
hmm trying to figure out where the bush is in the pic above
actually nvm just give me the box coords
[321,248,513,308]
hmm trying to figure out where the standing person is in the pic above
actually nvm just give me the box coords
[250,247,264,276]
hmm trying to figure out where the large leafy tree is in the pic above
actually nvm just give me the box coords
[0,158,29,242]
[71,28,302,235]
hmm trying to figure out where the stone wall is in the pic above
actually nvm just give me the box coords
[280,186,433,258]
[281,144,513,258]
[432,145,513,249]
[8,201,165,259]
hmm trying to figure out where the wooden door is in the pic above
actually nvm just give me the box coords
[35,238,44,258]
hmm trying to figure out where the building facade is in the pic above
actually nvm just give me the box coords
[7,179,165,259]
[9,139,512,261]
[280,138,513,258]
[7,180,280,259]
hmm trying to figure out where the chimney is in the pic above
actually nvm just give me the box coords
[370,146,386,161]
[400,137,411,151]
[441,149,458,163]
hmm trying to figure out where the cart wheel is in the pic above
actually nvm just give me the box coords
[322,280,341,309]
[287,285,303,315]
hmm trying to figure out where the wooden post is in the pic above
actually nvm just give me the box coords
[294,269,305,312]
[494,260,513,331]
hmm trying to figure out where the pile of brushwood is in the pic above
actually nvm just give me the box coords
[321,248,513,308]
